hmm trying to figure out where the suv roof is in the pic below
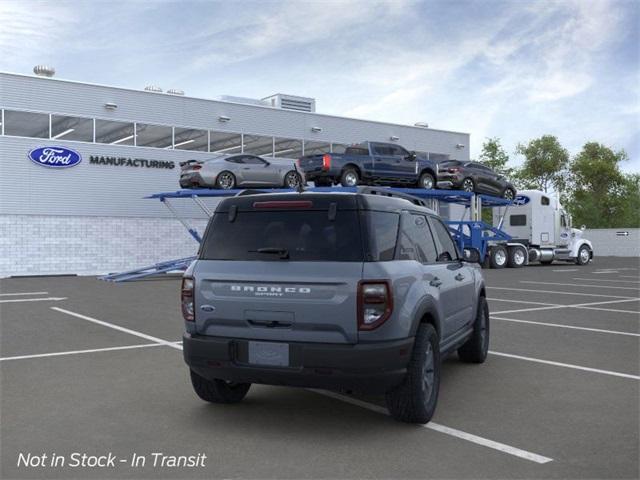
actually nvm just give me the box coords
[214,190,438,216]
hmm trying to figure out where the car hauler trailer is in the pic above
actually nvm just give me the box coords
[490,190,594,268]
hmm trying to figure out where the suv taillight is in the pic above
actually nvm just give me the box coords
[358,281,393,330]
[192,165,202,170]
[322,154,332,171]
[181,277,195,322]
[448,167,459,173]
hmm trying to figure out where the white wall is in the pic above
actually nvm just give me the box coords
[0,215,207,277]
[584,228,640,257]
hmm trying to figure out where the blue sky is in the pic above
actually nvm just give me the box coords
[1,0,638,172]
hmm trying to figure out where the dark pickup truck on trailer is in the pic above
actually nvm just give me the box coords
[298,141,440,189]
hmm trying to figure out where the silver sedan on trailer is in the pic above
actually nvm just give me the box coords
[179,154,304,189]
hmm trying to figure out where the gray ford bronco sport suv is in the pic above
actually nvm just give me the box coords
[182,188,489,423]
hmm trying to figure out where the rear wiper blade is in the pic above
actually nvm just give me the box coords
[249,247,290,259]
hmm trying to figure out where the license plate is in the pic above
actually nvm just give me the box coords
[248,341,289,367]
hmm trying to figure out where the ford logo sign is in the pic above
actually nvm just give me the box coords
[28,146,82,168]
[513,195,530,206]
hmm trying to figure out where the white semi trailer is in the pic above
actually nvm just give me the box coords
[489,190,594,268]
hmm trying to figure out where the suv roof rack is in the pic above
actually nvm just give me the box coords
[356,186,429,207]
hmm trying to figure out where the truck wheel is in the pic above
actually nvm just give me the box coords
[489,245,507,269]
[507,246,526,268]
[340,168,359,187]
[458,296,489,363]
[418,172,435,190]
[189,370,251,404]
[576,245,591,265]
[385,323,440,424]
[283,170,302,189]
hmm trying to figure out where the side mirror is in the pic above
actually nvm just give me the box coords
[463,248,481,263]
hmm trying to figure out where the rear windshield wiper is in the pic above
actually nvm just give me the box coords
[249,247,290,259]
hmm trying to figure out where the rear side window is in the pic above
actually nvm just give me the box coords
[428,217,458,262]
[397,214,438,263]
[510,214,527,226]
[363,211,399,261]
[200,211,363,262]
[345,147,369,156]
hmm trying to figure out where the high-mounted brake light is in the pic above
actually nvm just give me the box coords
[322,154,332,171]
[357,280,393,330]
[253,200,313,209]
[181,277,195,322]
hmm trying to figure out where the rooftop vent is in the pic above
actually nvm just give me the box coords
[144,85,163,93]
[217,95,270,107]
[33,65,55,77]
[167,89,184,95]
[262,94,316,113]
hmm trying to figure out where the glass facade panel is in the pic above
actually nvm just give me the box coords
[4,110,49,138]
[135,123,173,148]
[303,140,331,156]
[95,119,135,145]
[210,131,243,154]
[273,137,303,159]
[243,134,274,156]
[51,114,93,142]
[173,127,208,151]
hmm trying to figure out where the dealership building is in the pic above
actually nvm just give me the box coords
[0,69,470,277]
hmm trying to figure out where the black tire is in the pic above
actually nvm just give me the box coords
[190,370,251,404]
[461,177,475,192]
[216,171,236,190]
[489,245,508,269]
[283,170,302,189]
[458,296,490,363]
[340,167,360,187]
[503,188,516,201]
[418,172,435,190]
[385,323,440,424]
[576,245,591,265]
[507,246,526,268]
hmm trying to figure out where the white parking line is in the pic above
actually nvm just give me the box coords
[488,286,637,299]
[488,298,558,306]
[620,275,640,279]
[552,269,579,272]
[572,278,640,284]
[310,389,553,464]
[0,343,165,361]
[520,281,640,291]
[489,351,640,380]
[492,298,640,315]
[0,291,49,296]
[492,316,640,337]
[51,307,183,350]
[0,297,67,304]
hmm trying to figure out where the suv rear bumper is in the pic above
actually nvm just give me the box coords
[183,333,413,393]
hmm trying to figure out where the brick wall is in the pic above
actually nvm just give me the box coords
[0,215,207,277]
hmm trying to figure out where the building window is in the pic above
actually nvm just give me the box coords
[243,134,274,156]
[173,127,208,151]
[51,114,93,142]
[135,123,173,148]
[303,140,331,156]
[273,137,303,159]
[210,131,243,154]
[3,110,49,138]
[95,119,135,145]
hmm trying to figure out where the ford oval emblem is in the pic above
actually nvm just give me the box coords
[513,195,530,206]
[28,146,82,168]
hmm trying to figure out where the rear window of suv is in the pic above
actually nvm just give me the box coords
[200,210,364,262]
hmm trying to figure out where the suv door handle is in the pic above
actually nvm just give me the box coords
[455,273,465,281]
[429,277,442,287]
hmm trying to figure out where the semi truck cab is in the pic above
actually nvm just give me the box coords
[493,190,593,266]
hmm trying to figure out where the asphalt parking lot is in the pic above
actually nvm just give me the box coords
[1,256,638,479]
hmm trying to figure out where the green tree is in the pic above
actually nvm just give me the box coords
[516,135,569,193]
[565,142,638,228]
[479,137,512,176]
